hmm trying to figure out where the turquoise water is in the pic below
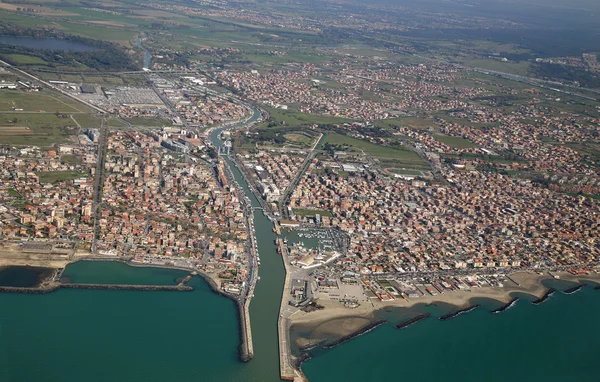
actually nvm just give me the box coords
[302,287,600,382]
[61,261,189,285]
[0,274,250,382]
[0,266,51,287]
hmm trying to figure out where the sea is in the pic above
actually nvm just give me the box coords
[0,262,599,382]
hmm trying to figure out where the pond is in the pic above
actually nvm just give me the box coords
[0,36,96,51]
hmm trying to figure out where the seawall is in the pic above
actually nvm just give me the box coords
[0,283,193,294]
[277,238,302,381]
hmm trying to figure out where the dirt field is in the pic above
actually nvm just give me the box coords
[0,241,90,268]
[0,3,78,16]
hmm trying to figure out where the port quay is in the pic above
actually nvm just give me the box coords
[210,108,304,381]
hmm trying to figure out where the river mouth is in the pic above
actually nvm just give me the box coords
[0,266,55,287]
[0,36,96,51]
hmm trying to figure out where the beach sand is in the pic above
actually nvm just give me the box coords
[290,271,600,346]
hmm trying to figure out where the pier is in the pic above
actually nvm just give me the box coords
[277,238,301,381]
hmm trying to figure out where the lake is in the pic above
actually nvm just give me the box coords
[0,36,96,51]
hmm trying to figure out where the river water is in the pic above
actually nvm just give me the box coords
[210,110,287,381]
[135,36,152,69]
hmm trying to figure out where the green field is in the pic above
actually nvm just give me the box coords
[375,117,435,130]
[73,114,104,129]
[283,132,316,146]
[37,170,87,184]
[389,168,428,176]
[0,113,80,146]
[2,54,47,65]
[124,117,172,127]
[320,132,426,165]
[434,134,478,149]
[292,208,333,217]
[260,107,351,129]
[0,90,86,113]
[60,154,82,165]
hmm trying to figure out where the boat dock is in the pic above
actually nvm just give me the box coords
[273,222,281,235]
[277,238,301,381]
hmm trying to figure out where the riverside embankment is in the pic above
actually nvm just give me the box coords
[211,109,298,381]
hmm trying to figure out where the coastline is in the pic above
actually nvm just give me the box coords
[289,270,600,359]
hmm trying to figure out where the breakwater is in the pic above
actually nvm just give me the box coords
[395,313,431,329]
[298,339,327,352]
[439,304,480,321]
[0,283,193,294]
[490,297,519,314]
[295,353,312,370]
[532,288,555,305]
[564,284,585,294]
[323,320,388,349]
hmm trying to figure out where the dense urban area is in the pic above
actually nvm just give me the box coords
[0,0,599,379]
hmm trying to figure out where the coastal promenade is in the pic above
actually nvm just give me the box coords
[277,238,302,381]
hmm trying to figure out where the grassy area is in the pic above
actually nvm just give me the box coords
[2,54,47,65]
[60,155,82,165]
[565,143,600,160]
[73,114,103,129]
[283,132,315,146]
[293,208,333,217]
[108,118,128,128]
[260,107,351,129]
[124,117,172,127]
[320,132,426,165]
[0,90,86,113]
[389,168,427,176]
[0,113,80,146]
[374,117,434,130]
[36,171,87,183]
[434,134,478,149]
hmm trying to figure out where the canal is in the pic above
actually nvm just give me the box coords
[211,110,286,381]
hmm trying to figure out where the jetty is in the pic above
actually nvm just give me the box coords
[178,273,195,286]
[563,284,585,294]
[277,238,300,381]
[0,282,193,294]
[490,297,519,314]
[240,266,256,361]
[323,320,387,349]
[395,313,431,329]
[439,304,480,321]
[532,288,555,305]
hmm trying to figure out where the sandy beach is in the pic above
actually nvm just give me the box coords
[290,271,600,345]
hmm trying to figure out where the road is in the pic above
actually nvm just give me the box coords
[91,118,109,253]
[0,61,107,114]
[279,133,324,218]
